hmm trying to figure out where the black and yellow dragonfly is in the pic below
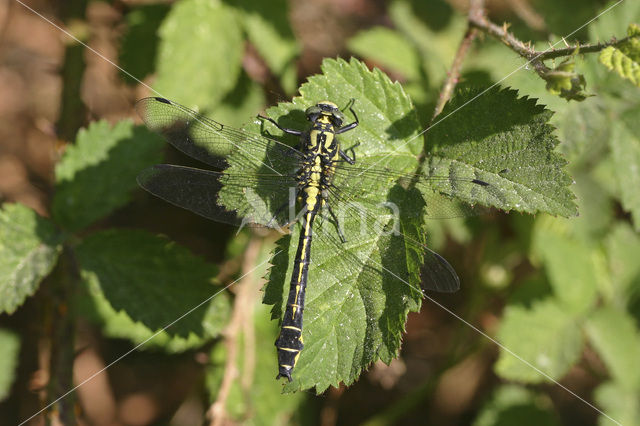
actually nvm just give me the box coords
[136,97,489,382]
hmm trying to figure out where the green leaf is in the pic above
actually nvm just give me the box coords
[473,385,561,426]
[542,56,589,101]
[585,307,640,390]
[495,299,583,383]
[119,4,170,83]
[348,27,421,80]
[243,58,425,392]
[594,382,639,426]
[609,114,640,230]
[52,120,164,232]
[389,0,468,88]
[235,0,299,94]
[427,87,578,217]
[154,0,243,110]
[75,230,221,338]
[0,328,20,401]
[605,223,640,299]
[78,269,230,352]
[599,24,640,87]
[0,204,62,314]
[531,216,600,313]
[207,71,266,128]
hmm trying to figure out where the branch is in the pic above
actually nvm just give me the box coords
[432,0,484,120]
[468,11,633,72]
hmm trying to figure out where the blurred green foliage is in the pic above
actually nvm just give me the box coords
[1,0,640,424]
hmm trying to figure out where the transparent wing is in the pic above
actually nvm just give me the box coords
[317,183,462,293]
[333,162,491,220]
[137,165,298,228]
[136,97,302,173]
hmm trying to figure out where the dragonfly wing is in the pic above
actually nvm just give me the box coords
[136,97,302,172]
[420,248,460,292]
[138,164,298,228]
[334,163,491,219]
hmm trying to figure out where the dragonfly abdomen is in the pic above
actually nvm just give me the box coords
[275,209,317,381]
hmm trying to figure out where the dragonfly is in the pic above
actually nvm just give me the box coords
[136,97,491,382]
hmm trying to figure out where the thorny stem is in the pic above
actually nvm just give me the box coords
[468,7,635,77]
[434,0,635,111]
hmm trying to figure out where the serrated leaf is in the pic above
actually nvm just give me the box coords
[0,204,62,314]
[0,328,20,401]
[531,216,599,313]
[154,0,243,110]
[119,4,170,83]
[236,0,299,94]
[243,58,425,392]
[427,87,578,217]
[609,117,640,230]
[585,307,640,390]
[495,299,583,383]
[473,385,561,426]
[594,382,639,426]
[348,27,421,80]
[75,230,220,338]
[53,121,164,232]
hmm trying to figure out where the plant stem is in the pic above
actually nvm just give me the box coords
[468,9,633,74]
[432,0,484,120]
[46,246,80,425]
[207,238,262,426]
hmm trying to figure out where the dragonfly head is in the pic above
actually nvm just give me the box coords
[305,101,345,127]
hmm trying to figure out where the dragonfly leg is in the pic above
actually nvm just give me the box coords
[339,141,360,164]
[258,115,303,136]
[326,203,347,243]
[336,102,359,134]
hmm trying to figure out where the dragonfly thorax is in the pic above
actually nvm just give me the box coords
[305,100,345,127]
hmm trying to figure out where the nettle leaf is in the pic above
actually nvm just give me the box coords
[0,204,62,314]
[119,3,170,84]
[585,307,640,390]
[75,230,221,338]
[599,23,640,87]
[154,0,243,110]
[257,58,425,392]
[0,328,20,401]
[427,87,578,217]
[53,120,163,232]
[348,27,421,81]
[609,111,640,231]
[79,271,230,353]
[494,299,583,383]
[236,0,299,94]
